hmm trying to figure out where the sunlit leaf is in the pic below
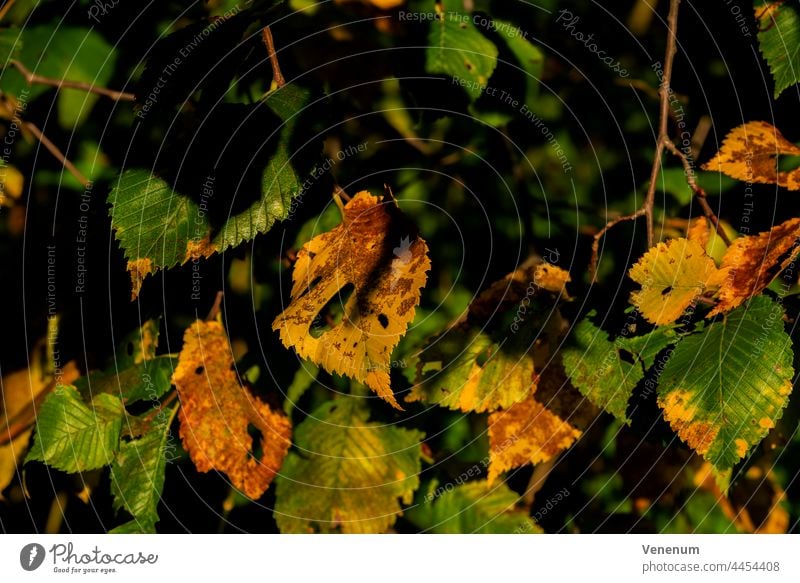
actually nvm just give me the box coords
[26,386,124,473]
[273,191,430,409]
[658,296,793,473]
[172,320,292,499]
[274,398,424,533]
[406,480,541,533]
[702,121,800,189]
[629,238,723,325]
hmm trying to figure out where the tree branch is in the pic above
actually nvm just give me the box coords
[662,138,732,246]
[24,120,90,186]
[590,0,682,278]
[9,59,135,102]
[261,26,286,89]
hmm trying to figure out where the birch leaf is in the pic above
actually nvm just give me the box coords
[272,191,430,409]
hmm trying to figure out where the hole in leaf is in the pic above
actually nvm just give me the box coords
[309,283,355,338]
[378,314,389,328]
[195,366,205,375]
[246,423,264,461]
[661,286,673,296]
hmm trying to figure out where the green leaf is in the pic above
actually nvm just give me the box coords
[424,0,499,101]
[407,324,534,413]
[109,86,312,296]
[617,326,678,369]
[107,168,203,278]
[658,295,794,472]
[496,20,543,109]
[74,356,176,405]
[0,26,21,64]
[0,26,117,127]
[283,361,318,416]
[110,409,176,533]
[26,386,124,473]
[562,315,644,423]
[213,84,310,251]
[274,398,424,533]
[756,1,800,98]
[406,479,541,533]
[117,319,162,369]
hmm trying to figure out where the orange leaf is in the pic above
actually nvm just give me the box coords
[173,320,291,499]
[488,398,581,484]
[272,191,430,408]
[708,217,800,317]
[702,121,800,189]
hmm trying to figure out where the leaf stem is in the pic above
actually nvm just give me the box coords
[262,26,286,89]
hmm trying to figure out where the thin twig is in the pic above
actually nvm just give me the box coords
[0,94,90,185]
[644,0,681,248]
[9,59,135,102]
[261,26,286,89]
[24,121,90,186]
[522,458,557,510]
[0,0,17,22]
[590,0,681,278]
[662,139,732,246]
[590,208,646,277]
[206,291,224,321]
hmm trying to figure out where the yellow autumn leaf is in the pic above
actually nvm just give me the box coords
[272,191,430,409]
[173,320,292,499]
[629,238,723,325]
[708,217,800,317]
[0,164,24,207]
[487,399,581,484]
[533,263,571,296]
[702,121,800,190]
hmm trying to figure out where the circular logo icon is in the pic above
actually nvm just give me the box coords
[20,543,46,571]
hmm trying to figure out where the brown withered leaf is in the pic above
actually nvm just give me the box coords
[487,399,581,484]
[273,191,430,409]
[708,217,800,317]
[173,320,291,499]
[702,121,800,189]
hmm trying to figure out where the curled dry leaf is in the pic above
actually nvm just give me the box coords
[532,263,571,296]
[629,238,724,325]
[173,320,291,499]
[708,217,800,317]
[272,191,430,409]
[487,399,581,485]
[702,121,800,190]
